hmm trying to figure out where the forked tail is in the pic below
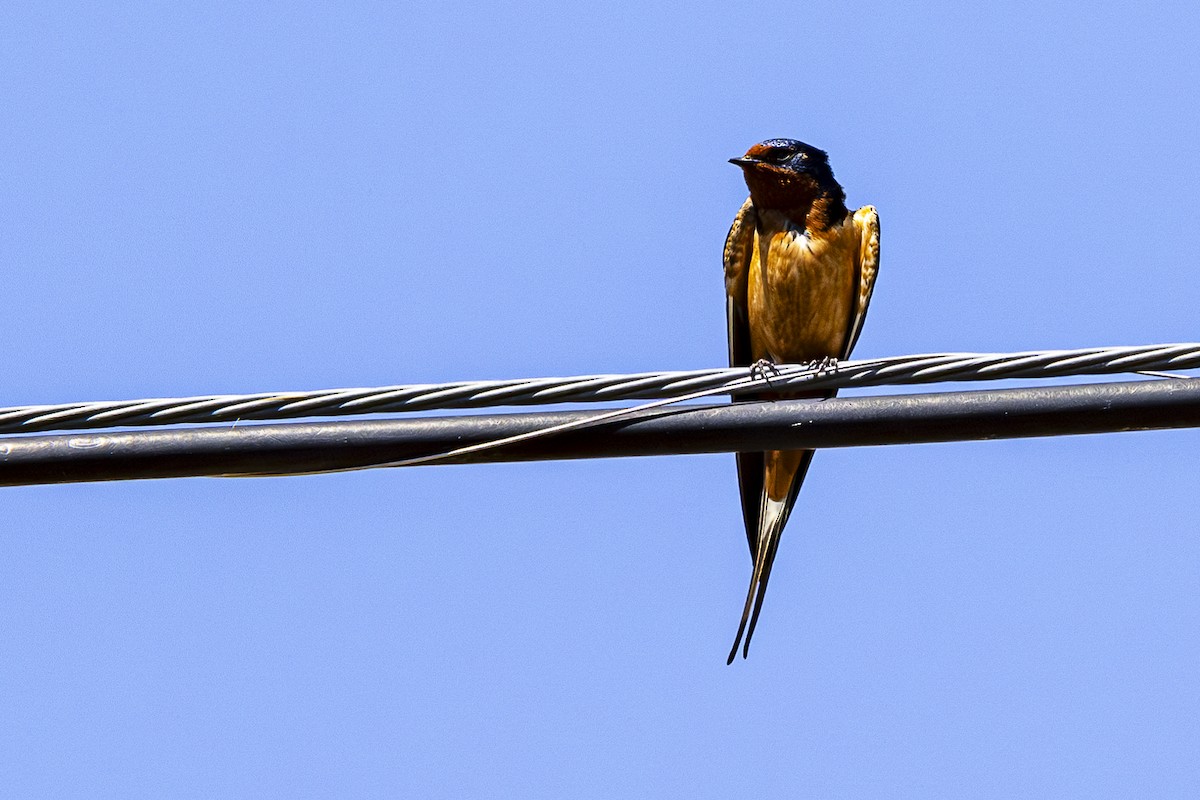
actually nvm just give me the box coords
[727,494,791,664]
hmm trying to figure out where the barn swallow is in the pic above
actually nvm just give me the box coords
[724,139,880,663]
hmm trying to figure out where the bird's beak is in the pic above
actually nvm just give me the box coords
[729,157,760,167]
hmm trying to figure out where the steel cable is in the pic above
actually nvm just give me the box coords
[1,342,1196,436]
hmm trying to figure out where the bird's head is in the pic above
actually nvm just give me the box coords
[730,138,842,212]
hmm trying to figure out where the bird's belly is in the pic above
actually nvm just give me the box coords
[748,230,856,363]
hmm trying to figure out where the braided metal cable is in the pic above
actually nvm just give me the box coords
[2,342,1197,436]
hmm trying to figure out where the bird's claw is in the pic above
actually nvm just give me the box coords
[809,356,839,374]
[749,359,780,387]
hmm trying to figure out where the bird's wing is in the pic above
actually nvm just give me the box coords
[723,198,764,555]
[724,197,756,367]
[842,205,881,359]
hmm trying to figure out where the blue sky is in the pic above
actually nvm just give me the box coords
[3,1,1199,796]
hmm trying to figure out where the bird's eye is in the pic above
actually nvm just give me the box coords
[768,148,795,163]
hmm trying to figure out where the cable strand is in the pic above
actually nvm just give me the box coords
[2,342,1197,436]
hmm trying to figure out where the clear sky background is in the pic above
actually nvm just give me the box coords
[3,1,1198,796]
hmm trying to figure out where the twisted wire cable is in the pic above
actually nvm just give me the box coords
[2,342,1197,436]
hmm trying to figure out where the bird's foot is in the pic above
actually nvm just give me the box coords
[808,356,839,375]
[749,359,780,388]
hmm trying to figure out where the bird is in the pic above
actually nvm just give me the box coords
[723,138,880,663]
